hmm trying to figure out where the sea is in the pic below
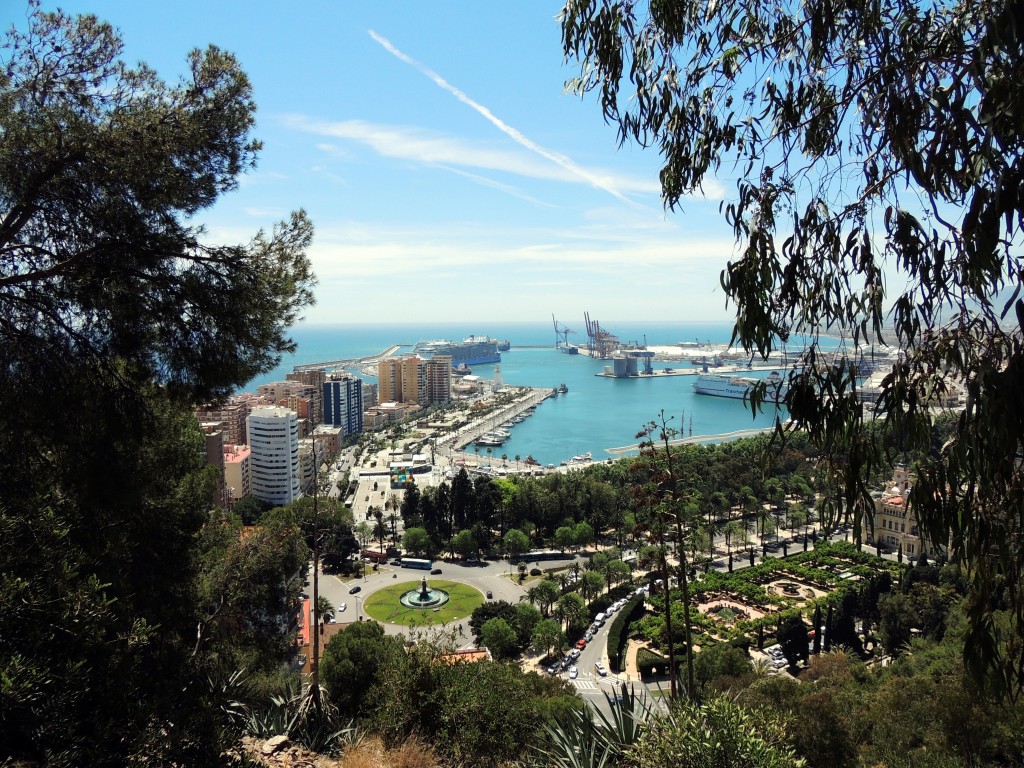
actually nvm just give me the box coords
[244,321,787,465]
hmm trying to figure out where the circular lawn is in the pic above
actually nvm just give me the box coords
[363,579,483,626]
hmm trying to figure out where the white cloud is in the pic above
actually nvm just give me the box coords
[283,115,661,196]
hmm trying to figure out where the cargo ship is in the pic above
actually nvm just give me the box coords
[413,335,502,366]
[692,370,787,402]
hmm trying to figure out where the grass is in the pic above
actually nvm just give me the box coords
[363,579,483,626]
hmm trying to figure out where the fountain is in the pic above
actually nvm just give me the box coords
[399,575,450,609]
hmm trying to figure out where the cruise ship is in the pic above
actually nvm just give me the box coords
[692,370,787,402]
[413,335,502,366]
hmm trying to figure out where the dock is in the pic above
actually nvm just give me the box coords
[595,364,782,379]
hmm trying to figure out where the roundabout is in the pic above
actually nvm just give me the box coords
[363,578,484,626]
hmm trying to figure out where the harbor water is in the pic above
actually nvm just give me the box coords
[245,321,787,465]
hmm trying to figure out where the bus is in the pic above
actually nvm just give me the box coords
[361,549,388,564]
[521,551,573,563]
[401,558,433,570]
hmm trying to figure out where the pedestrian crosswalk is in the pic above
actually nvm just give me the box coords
[572,679,597,690]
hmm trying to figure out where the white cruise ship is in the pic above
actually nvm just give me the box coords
[692,370,787,402]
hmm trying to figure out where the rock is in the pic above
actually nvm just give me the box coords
[262,735,289,754]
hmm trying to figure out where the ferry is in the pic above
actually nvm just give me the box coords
[692,370,787,402]
[558,383,569,394]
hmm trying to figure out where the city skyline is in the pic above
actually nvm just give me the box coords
[18,1,740,325]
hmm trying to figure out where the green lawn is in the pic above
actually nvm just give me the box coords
[363,579,484,626]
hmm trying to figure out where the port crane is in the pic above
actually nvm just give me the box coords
[552,314,576,350]
[583,311,619,358]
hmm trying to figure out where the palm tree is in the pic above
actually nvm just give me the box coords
[514,454,521,471]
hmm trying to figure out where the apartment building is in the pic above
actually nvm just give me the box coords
[247,406,300,506]
[322,373,364,436]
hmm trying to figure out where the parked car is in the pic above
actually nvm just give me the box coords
[547,664,560,675]
[569,648,581,660]
[584,630,594,642]
[486,590,493,599]
[349,585,361,594]
[576,638,587,650]
[568,666,578,679]
[594,662,607,676]
[338,602,347,612]
[430,568,442,575]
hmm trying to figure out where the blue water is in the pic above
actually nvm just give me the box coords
[245,321,786,464]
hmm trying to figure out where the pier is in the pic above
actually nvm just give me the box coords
[603,426,777,457]
[292,344,407,373]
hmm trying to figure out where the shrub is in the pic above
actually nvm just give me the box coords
[530,568,543,577]
[637,648,668,677]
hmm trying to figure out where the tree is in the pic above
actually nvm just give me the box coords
[777,615,810,669]
[321,621,403,716]
[403,526,432,558]
[573,521,595,551]
[562,0,1024,697]
[693,644,755,694]
[579,570,606,603]
[469,601,519,642]
[194,512,309,672]
[554,525,576,552]
[503,528,529,561]
[555,592,587,634]
[532,618,565,659]
[451,528,478,560]
[515,602,543,647]
[233,494,266,526]
[0,7,313,764]
[528,579,561,617]
[480,617,519,661]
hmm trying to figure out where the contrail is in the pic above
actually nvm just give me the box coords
[368,29,639,208]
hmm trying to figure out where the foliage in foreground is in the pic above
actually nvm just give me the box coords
[0,5,313,765]
[562,0,1024,695]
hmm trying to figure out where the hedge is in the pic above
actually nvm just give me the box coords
[636,648,668,677]
[606,594,645,673]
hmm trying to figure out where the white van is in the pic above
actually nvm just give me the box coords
[594,612,607,623]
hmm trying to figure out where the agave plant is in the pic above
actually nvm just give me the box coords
[530,683,653,768]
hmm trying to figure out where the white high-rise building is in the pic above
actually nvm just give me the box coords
[247,406,300,506]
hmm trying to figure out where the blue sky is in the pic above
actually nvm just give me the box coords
[17,1,741,325]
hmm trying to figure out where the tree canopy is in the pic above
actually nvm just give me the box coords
[562,0,1024,696]
[0,6,314,764]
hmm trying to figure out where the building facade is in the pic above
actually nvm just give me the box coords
[322,373,364,436]
[247,406,301,507]
[863,465,946,560]
[425,354,453,404]
[223,444,251,503]
[195,400,250,446]
[286,369,327,424]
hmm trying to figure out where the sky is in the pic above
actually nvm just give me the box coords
[14,1,742,326]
